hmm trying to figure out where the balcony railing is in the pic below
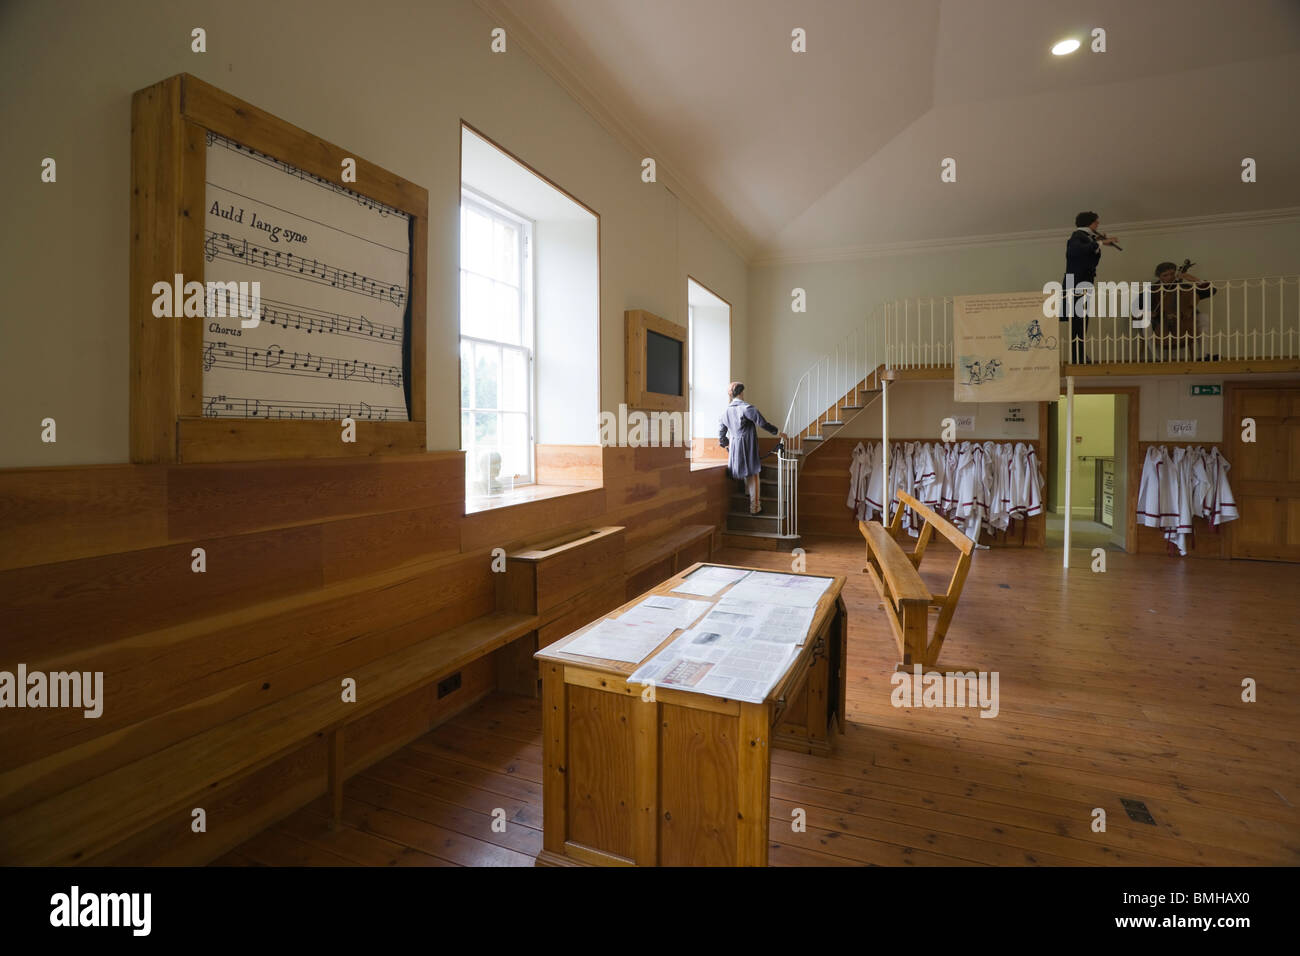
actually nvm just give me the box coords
[884,275,1300,370]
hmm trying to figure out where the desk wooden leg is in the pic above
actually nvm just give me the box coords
[540,663,568,857]
[327,729,344,830]
[631,696,659,866]
[737,702,771,867]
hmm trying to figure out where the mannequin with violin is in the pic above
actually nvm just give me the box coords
[1061,210,1121,364]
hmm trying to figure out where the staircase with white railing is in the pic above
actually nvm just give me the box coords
[727,274,1300,549]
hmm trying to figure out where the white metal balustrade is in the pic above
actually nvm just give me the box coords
[883,275,1300,370]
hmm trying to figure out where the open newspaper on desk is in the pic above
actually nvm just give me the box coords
[561,594,713,664]
[627,573,834,704]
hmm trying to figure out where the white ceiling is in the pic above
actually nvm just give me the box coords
[485,0,1300,260]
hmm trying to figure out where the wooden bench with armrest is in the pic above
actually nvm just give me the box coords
[859,488,974,670]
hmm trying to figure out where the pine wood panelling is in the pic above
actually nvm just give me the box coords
[0,465,168,571]
[166,453,463,539]
[460,488,605,554]
[536,444,603,485]
[0,439,729,865]
[0,522,325,658]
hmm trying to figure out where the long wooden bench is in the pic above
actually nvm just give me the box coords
[859,489,974,670]
[0,609,537,864]
[623,524,714,599]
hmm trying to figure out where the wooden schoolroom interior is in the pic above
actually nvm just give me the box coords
[1,0,1298,870]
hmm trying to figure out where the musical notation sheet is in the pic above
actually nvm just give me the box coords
[201,133,411,422]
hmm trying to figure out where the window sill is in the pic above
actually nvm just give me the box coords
[690,459,729,472]
[465,482,598,515]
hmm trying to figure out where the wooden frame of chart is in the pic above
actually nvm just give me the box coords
[129,73,428,463]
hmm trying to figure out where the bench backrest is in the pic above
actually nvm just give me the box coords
[862,487,975,666]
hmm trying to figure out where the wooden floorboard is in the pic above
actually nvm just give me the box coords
[223,536,1300,866]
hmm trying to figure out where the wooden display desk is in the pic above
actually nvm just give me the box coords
[534,562,847,867]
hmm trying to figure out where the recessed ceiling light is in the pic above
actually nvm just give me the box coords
[1052,38,1080,55]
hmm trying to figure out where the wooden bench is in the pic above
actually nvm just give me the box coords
[859,489,974,670]
[623,524,714,599]
[0,609,537,864]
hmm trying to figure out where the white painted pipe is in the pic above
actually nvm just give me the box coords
[1063,375,1074,568]
[881,379,890,522]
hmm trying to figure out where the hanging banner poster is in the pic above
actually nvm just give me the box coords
[953,291,1060,402]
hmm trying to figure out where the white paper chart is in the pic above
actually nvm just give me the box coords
[201,132,411,422]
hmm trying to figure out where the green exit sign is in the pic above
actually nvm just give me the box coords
[1190,385,1221,396]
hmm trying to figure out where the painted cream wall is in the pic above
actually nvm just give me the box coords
[0,0,747,467]
[749,217,1300,431]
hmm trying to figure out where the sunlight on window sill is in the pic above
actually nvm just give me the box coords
[465,482,598,515]
[690,458,729,472]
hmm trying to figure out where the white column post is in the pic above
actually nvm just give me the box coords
[1063,375,1075,568]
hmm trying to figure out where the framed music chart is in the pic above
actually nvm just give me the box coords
[129,73,428,463]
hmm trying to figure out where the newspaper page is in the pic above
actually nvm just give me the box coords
[619,595,713,631]
[722,571,832,608]
[563,618,679,665]
[626,627,802,704]
[670,565,751,597]
[701,599,818,646]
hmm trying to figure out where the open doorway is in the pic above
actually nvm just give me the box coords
[1045,387,1139,552]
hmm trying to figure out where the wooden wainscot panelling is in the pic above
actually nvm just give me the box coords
[537,577,627,649]
[500,526,625,617]
[460,487,605,554]
[167,452,464,540]
[0,550,495,786]
[536,445,603,486]
[0,522,325,661]
[0,465,169,571]
[0,386,733,864]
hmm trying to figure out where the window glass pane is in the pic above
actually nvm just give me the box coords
[461,271,497,341]
[501,348,527,411]
[474,342,500,411]
[469,412,501,493]
[463,207,493,277]
[491,280,521,346]
[462,409,476,492]
[493,219,518,285]
[460,340,472,410]
[501,413,530,479]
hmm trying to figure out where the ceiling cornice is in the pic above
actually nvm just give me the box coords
[751,206,1300,268]
[472,0,757,264]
